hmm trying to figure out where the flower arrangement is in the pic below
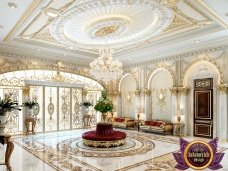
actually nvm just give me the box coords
[0,96,21,116]
[94,91,113,113]
[81,101,93,107]
[23,99,39,109]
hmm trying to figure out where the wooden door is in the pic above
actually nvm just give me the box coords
[194,78,213,139]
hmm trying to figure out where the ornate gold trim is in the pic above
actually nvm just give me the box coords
[4,0,44,42]
[218,84,228,93]
[170,86,189,96]
[83,138,125,148]
[134,89,141,96]
[142,88,151,96]
[22,86,30,96]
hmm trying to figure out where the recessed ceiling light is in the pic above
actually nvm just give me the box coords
[155,50,159,54]
[44,7,60,18]
[8,2,18,9]
[129,57,133,60]
[68,47,74,50]
[20,35,31,40]
[194,40,199,44]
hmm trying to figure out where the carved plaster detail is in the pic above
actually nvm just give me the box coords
[170,86,189,96]
[218,84,228,94]
[142,88,151,96]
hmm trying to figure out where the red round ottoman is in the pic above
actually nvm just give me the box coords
[82,123,126,148]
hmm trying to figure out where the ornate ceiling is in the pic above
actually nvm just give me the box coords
[0,0,228,67]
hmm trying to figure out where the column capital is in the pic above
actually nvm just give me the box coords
[22,86,30,96]
[142,88,151,96]
[218,84,228,94]
[82,89,88,96]
[108,91,121,97]
[134,89,141,96]
[169,86,189,96]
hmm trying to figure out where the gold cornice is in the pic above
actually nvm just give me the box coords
[218,84,228,93]
[4,0,44,42]
[82,89,88,96]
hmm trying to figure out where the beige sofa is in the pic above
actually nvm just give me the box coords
[109,117,135,129]
[140,120,173,135]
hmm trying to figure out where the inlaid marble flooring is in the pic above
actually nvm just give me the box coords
[0,129,228,171]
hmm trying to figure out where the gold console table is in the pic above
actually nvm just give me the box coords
[0,134,14,171]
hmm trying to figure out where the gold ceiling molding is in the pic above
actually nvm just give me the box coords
[126,47,225,69]
[195,0,228,28]
[4,0,44,42]
[34,28,58,43]
[22,86,30,96]
[163,14,191,33]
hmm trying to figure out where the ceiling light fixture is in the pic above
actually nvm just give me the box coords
[89,46,123,84]
[8,2,17,9]
[44,7,60,18]
[194,40,199,44]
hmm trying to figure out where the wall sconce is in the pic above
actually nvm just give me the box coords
[126,92,131,102]
[157,88,167,110]
[177,108,184,123]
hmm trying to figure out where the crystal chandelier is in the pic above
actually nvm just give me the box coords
[89,46,123,84]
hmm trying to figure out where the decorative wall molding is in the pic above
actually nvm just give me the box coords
[146,64,176,88]
[125,47,225,69]
[117,72,139,92]
[183,55,224,84]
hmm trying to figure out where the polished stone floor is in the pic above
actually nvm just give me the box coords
[0,129,228,171]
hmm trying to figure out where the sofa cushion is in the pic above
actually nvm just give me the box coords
[150,121,156,126]
[155,122,162,127]
[114,118,125,122]
[145,121,152,125]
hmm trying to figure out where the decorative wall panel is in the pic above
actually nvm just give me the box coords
[29,86,43,132]
[45,87,57,131]
[72,88,83,129]
[59,87,71,130]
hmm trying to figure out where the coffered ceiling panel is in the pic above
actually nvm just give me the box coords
[0,0,227,67]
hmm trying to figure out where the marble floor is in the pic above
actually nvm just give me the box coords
[0,129,228,171]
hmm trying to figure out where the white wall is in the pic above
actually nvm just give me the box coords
[120,74,136,118]
[149,69,173,121]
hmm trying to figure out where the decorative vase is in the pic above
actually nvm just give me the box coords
[101,112,108,123]
[27,108,34,118]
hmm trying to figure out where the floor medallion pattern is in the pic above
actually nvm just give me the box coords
[56,133,155,157]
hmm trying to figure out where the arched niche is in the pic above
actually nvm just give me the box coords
[120,73,137,118]
[147,68,173,121]
[183,60,221,137]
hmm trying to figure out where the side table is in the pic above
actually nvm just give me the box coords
[173,123,185,137]
[25,118,36,135]
[82,115,91,129]
[134,120,143,132]
[0,134,14,171]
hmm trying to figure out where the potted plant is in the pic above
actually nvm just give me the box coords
[23,100,39,117]
[94,91,113,123]
[81,101,93,114]
[0,96,21,134]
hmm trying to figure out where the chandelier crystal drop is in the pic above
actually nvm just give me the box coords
[89,46,123,84]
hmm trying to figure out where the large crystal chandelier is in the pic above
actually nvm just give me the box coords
[89,46,123,84]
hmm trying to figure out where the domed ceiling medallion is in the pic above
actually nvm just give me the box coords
[50,0,174,49]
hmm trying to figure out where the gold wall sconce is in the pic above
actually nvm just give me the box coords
[157,88,167,110]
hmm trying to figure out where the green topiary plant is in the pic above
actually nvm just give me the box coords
[94,91,114,113]
[23,99,39,109]
[0,97,21,116]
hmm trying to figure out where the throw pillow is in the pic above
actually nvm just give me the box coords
[145,121,151,125]
[156,122,162,127]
